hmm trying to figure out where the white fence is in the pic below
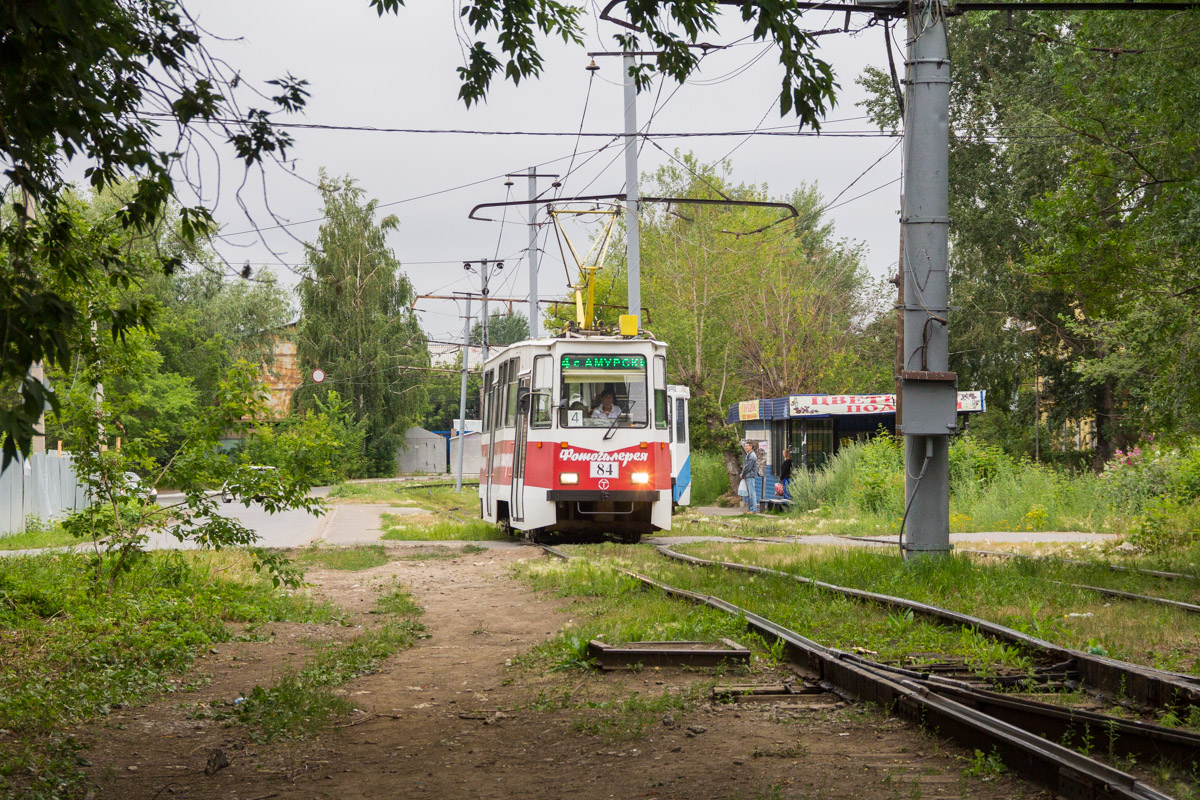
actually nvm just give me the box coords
[0,452,85,536]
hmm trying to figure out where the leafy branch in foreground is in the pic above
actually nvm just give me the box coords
[58,361,324,592]
[1,1,308,465]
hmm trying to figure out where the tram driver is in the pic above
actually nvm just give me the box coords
[590,384,622,420]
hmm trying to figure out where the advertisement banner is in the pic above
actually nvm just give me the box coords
[738,400,760,421]
[787,391,985,417]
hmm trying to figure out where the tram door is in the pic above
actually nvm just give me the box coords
[511,376,530,522]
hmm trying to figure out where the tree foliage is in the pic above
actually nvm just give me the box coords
[0,1,307,466]
[472,311,530,348]
[370,1,837,128]
[639,154,886,400]
[294,174,428,477]
[860,10,1200,465]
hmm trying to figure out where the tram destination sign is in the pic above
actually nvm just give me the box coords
[560,354,647,371]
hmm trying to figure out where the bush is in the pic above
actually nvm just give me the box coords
[851,435,905,517]
[1098,442,1178,514]
[241,390,366,484]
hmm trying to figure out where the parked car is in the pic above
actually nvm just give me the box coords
[221,465,278,504]
[124,471,158,504]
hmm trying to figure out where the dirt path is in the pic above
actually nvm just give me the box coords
[81,545,1046,800]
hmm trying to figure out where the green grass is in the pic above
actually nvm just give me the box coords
[0,520,78,551]
[671,542,1200,675]
[381,515,507,541]
[294,544,390,571]
[0,550,342,798]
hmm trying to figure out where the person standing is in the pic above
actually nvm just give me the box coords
[740,441,759,514]
[780,448,793,502]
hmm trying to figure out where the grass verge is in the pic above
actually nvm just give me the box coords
[0,550,341,799]
[0,520,78,552]
[294,544,391,571]
[328,481,478,509]
[381,514,506,541]
[510,555,777,741]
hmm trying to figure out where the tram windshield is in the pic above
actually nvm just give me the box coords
[559,353,648,428]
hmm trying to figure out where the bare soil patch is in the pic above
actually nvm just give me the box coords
[78,545,1047,799]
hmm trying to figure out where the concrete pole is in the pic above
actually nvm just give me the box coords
[527,168,540,339]
[901,0,952,557]
[480,263,490,364]
[455,295,472,493]
[623,53,641,327]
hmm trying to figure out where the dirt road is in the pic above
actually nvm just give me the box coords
[81,545,1045,799]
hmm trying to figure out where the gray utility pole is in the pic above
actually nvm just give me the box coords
[528,168,540,338]
[623,52,641,328]
[899,0,955,558]
[455,294,473,492]
[507,169,560,339]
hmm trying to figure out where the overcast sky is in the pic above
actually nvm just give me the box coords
[183,1,903,344]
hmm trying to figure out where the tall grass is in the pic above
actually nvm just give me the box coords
[689,450,731,506]
[783,436,1114,535]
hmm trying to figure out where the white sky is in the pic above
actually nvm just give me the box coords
[181,1,903,344]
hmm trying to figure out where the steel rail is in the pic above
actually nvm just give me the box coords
[1051,581,1200,616]
[540,545,1173,799]
[956,547,1200,582]
[656,546,1200,710]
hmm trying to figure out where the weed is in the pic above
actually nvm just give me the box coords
[548,635,597,672]
[961,748,1006,779]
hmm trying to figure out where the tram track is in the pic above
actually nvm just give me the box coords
[656,545,1200,711]
[539,544,1197,799]
[818,534,1200,618]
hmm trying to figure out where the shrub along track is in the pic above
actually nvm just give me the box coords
[543,544,1198,800]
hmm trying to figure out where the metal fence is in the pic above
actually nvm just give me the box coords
[0,452,85,536]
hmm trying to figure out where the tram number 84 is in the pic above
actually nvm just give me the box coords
[590,462,618,479]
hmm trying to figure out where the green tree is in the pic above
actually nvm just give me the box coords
[294,174,428,476]
[860,10,1200,464]
[471,311,530,348]
[419,355,482,432]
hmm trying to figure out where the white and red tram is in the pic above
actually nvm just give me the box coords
[478,333,688,543]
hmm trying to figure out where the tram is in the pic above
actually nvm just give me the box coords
[478,332,689,543]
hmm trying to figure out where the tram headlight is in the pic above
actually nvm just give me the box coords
[559,472,579,485]
[631,472,650,484]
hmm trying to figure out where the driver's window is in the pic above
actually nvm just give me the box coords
[558,353,648,428]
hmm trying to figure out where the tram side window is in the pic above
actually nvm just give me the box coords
[508,359,523,429]
[531,355,552,429]
[482,371,493,433]
[675,398,687,444]
[558,353,648,428]
[653,356,668,429]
